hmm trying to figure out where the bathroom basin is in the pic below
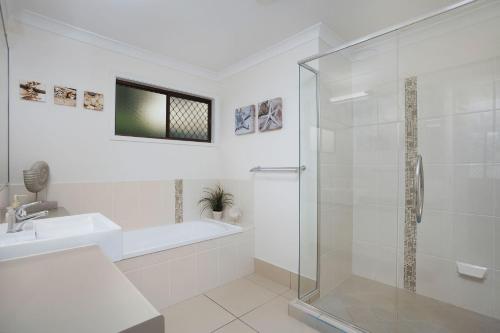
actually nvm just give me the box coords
[0,213,122,262]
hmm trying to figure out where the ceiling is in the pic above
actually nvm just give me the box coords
[5,0,460,73]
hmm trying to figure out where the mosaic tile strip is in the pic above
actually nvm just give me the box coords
[404,76,418,292]
[175,179,183,224]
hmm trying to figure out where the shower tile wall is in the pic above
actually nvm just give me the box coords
[351,89,402,288]
[318,80,354,297]
[408,59,500,318]
[350,38,402,290]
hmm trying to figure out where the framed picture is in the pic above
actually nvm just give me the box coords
[54,86,77,107]
[258,97,282,132]
[19,81,46,102]
[235,104,255,135]
[84,91,104,111]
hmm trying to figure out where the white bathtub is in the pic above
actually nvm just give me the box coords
[122,219,242,259]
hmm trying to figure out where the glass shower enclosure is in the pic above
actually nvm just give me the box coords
[298,0,500,332]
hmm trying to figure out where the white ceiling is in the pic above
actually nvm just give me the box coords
[5,0,460,73]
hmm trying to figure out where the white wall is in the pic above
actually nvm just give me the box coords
[7,20,326,274]
[8,22,222,185]
[219,40,320,274]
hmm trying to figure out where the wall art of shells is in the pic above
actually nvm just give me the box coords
[54,86,77,107]
[19,80,46,102]
[84,91,104,111]
[258,97,282,132]
[235,104,255,135]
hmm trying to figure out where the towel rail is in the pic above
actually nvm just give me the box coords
[249,166,306,173]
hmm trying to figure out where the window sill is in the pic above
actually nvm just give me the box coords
[110,135,217,147]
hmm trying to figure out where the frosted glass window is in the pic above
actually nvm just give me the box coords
[169,96,210,141]
[115,84,166,138]
[115,80,212,142]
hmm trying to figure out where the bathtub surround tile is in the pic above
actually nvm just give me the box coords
[161,295,235,333]
[139,181,169,228]
[219,243,242,285]
[174,179,183,223]
[37,178,254,230]
[125,260,171,310]
[205,278,277,317]
[169,255,198,304]
[112,181,142,231]
[119,230,255,311]
[404,76,418,292]
[197,249,219,293]
[183,179,219,221]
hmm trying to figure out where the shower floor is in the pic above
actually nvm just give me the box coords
[311,276,500,333]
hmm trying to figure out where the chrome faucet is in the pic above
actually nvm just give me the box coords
[6,201,49,233]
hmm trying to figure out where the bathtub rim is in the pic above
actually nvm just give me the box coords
[121,219,244,260]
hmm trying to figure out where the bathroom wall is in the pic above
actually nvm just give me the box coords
[219,39,321,274]
[7,18,335,274]
[8,22,222,185]
[6,22,227,229]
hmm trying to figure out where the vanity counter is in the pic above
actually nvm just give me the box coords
[0,245,164,333]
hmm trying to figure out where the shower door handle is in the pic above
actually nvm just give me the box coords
[415,154,424,223]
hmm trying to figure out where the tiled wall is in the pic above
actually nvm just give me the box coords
[349,37,403,290]
[350,87,402,288]
[406,59,500,318]
[318,80,354,296]
[116,229,254,310]
[8,178,254,230]
[348,54,500,318]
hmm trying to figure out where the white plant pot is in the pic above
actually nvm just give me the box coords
[212,211,223,220]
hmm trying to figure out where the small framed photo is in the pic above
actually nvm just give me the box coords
[84,91,104,111]
[258,97,282,132]
[19,81,46,102]
[235,105,255,135]
[54,86,77,107]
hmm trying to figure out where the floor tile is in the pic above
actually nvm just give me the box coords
[161,295,235,333]
[246,273,290,294]
[214,319,257,333]
[241,296,319,333]
[205,278,277,317]
[281,289,299,301]
[312,275,500,333]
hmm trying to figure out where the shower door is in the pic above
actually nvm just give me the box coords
[398,0,500,320]
[298,1,500,332]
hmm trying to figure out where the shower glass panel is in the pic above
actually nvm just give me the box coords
[299,64,319,299]
[298,1,500,332]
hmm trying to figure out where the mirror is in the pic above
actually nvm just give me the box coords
[0,4,8,191]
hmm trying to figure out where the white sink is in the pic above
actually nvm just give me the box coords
[0,213,122,262]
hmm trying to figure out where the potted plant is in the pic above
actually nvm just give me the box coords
[198,184,234,220]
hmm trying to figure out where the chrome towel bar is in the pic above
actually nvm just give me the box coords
[249,166,306,173]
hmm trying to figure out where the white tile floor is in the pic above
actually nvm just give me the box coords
[161,274,318,333]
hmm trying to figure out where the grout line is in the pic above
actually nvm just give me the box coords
[209,319,236,333]
[237,294,282,318]
[203,293,240,318]
[238,319,260,332]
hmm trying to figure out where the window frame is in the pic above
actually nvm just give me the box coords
[115,79,212,143]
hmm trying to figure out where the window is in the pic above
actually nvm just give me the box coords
[115,79,212,142]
